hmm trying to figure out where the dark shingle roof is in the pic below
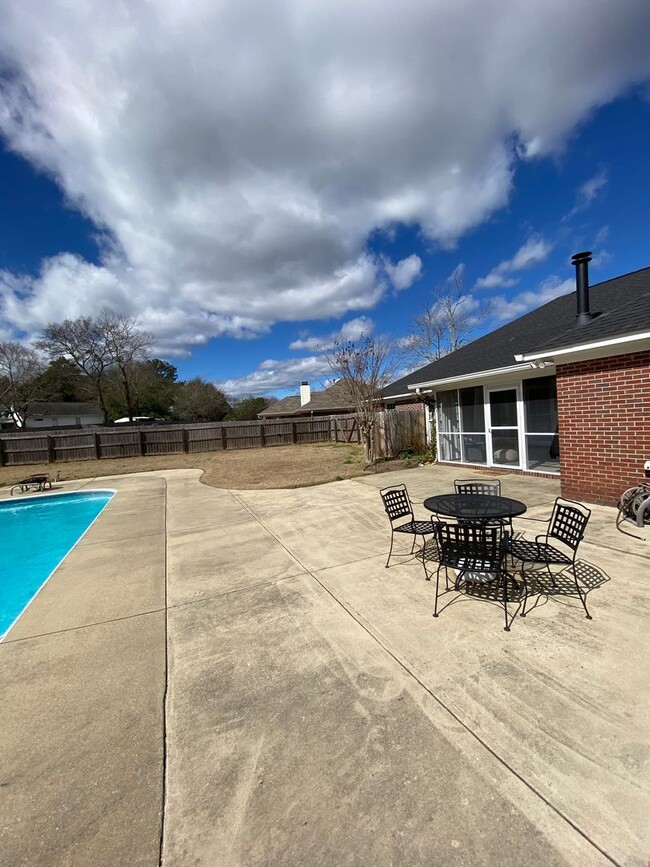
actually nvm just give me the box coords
[294,380,355,414]
[383,266,650,395]
[258,395,305,417]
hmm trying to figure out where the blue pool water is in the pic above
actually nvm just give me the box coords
[0,490,114,638]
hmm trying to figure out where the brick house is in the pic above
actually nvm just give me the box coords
[386,253,650,505]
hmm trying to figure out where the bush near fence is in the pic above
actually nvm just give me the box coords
[0,406,426,467]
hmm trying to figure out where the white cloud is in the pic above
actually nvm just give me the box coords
[0,0,649,353]
[216,355,332,396]
[491,276,574,321]
[475,236,554,289]
[288,315,373,351]
[565,169,609,219]
[382,254,422,291]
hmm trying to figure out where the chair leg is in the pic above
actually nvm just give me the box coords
[518,561,529,617]
[502,572,510,632]
[545,561,557,589]
[518,563,529,618]
[433,565,442,617]
[572,562,592,620]
[385,530,395,568]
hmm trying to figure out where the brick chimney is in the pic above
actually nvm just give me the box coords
[300,381,311,406]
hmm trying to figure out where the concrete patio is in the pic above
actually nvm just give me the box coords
[1,465,648,866]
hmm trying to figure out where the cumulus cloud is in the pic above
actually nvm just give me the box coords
[491,276,574,321]
[382,254,423,291]
[475,236,554,289]
[215,355,332,396]
[288,315,373,351]
[0,0,649,354]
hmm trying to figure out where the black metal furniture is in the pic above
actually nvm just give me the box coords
[424,493,527,525]
[380,484,435,568]
[454,478,514,534]
[509,497,592,619]
[424,523,519,631]
[10,473,52,496]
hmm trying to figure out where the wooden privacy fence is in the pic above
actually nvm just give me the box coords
[376,407,427,459]
[0,415,361,467]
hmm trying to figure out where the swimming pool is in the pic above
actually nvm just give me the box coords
[0,490,114,639]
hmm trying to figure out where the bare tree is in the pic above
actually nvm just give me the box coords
[37,309,152,421]
[96,308,152,421]
[404,267,492,363]
[323,334,400,464]
[37,317,113,422]
[0,342,46,426]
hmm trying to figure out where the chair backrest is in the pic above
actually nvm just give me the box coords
[548,498,591,552]
[380,485,413,524]
[436,522,505,570]
[454,478,501,497]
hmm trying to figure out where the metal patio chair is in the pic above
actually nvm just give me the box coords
[454,478,514,536]
[426,522,519,631]
[508,497,592,619]
[380,484,435,568]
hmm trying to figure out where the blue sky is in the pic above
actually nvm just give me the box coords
[1,0,649,398]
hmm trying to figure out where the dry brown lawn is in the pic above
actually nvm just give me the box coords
[0,442,413,490]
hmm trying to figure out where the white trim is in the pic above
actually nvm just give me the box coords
[515,330,650,362]
[408,362,534,391]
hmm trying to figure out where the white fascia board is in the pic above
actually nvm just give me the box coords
[407,363,535,392]
[515,331,650,363]
[383,391,415,400]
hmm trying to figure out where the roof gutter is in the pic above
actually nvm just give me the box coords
[515,330,650,363]
[407,362,536,392]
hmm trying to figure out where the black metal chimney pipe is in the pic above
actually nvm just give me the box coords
[572,251,593,325]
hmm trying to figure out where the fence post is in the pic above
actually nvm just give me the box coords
[0,438,4,467]
[47,435,55,464]
[182,427,189,453]
[259,423,265,447]
[333,417,339,443]
[291,421,297,444]
[93,432,100,459]
[221,425,227,450]
[139,429,145,456]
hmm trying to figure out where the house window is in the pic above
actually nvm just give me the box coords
[437,387,487,464]
[75,417,81,425]
[523,377,559,471]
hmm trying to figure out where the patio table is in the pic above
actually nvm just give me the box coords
[423,493,527,524]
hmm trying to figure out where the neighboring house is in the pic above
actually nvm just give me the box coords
[21,401,104,429]
[386,253,650,506]
[258,380,356,418]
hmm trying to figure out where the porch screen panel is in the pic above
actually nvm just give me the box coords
[523,376,560,471]
[460,386,486,464]
[437,390,461,461]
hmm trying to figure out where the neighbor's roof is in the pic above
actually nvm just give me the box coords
[293,379,355,414]
[258,395,306,417]
[26,401,103,416]
[383,265,650,395]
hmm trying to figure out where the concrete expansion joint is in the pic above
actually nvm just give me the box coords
[0,606,167,645]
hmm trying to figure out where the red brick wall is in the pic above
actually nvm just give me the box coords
[556,350,650,505]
